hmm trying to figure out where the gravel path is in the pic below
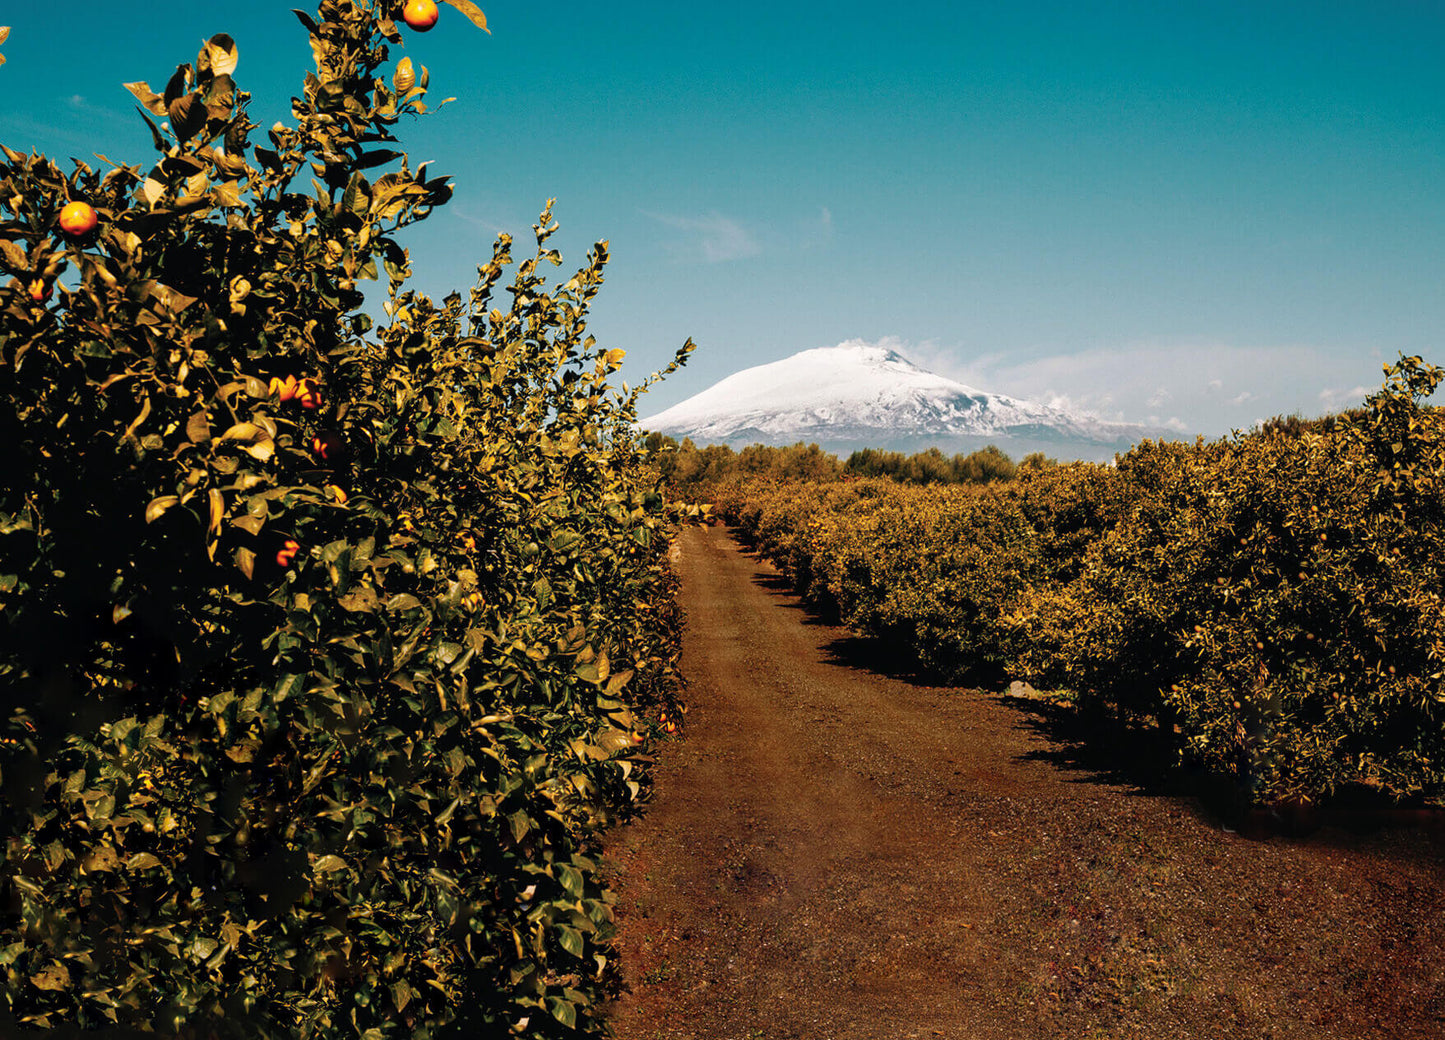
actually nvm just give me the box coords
[603,525,1445,1039]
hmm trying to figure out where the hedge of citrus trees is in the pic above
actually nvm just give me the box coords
[1,3,692,1036]
[713,358,1445,809]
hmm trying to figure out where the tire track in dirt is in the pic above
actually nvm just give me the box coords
[603,525,1445,1040]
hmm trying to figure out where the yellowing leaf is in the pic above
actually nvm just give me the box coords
[30,962,69,992]
[145,495,180,524]
[394,57,416,93]
[83,844,122,873]
[204,33,238,77]
[124,80,168,117]
[208,488,224,536]
[186,410,211,444]
[442,0,490,33]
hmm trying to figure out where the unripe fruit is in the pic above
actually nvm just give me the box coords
[58,201,98,237]
[402,0,439,31]
[325,484,349,505]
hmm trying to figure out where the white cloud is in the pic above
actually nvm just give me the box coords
[645,210,761,263]
[1318,385,1372,408]
[885,340,1390,437]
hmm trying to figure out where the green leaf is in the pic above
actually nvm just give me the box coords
[169,92,206,143]
[189,937,219,962]
[313,854,347,874]
[545,995,576,1028]
[232,515,265,537]
[557,863,584,898]
[390,980,416,1014]
[557,925,584,958]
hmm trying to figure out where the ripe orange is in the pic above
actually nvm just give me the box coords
[275,539,301,567]
[402,0,439,31]
[296,378,323,410]
[58,201,98,237]
[26,279,50,303]
[270,375,300,401]
[311,430,345,462]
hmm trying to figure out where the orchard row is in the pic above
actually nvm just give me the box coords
[713,358,1445,809]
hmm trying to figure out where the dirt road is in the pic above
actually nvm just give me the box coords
[603,525,1445,1040]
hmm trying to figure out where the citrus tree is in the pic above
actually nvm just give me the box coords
[0,2,691,1037]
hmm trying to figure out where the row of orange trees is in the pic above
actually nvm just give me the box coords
[714,359,1445,809]
[1,3,690,1037]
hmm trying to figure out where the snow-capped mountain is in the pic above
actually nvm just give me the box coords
[639,341,1174,462]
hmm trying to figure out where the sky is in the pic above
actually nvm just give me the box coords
[2,1,1443,438]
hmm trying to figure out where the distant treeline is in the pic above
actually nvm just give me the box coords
[642,433,1055,495]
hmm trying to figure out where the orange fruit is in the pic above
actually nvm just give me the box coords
[324,484,349,505]
[270,375,300,401]
[26,279,50,303]
[402,0,439,31]
[311,430,345,462]
[275,539,301,567]
[296,378,323,410]
[58,201,98,237]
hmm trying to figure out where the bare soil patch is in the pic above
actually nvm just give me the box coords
[603,526,1445,1039]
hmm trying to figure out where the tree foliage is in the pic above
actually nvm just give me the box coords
[0,3,691,1036]
[715,361,1445,809]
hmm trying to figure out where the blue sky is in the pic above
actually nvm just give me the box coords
[3,1,1443,436]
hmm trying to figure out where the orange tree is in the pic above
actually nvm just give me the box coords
[0,2,690,1037]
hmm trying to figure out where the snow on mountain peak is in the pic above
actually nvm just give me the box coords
[638,340,1160,458]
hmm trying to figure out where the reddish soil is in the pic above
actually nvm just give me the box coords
[602,525,1445,1040]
